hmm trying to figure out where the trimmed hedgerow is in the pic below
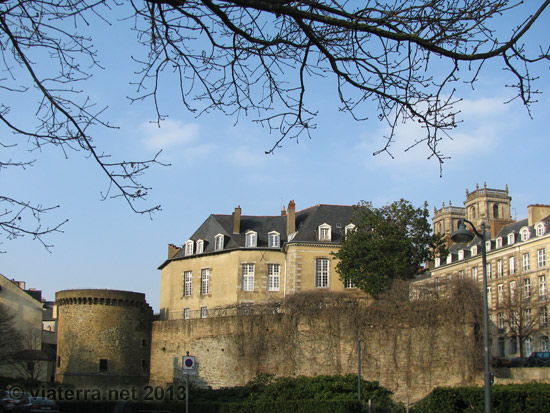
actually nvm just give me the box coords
[411,383,550,413]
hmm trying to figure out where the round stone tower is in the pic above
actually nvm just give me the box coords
[55,289,153,387]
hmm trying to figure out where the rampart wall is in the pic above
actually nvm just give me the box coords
[150,304,480,403]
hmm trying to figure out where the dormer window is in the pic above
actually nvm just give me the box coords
[184,240,194,256]
[496,238,502,248]
[458,250,464,260]
[485,240,492,252]
[214,234,224,251]
[268,231,280,248]
[245,231,257,248]
[471,245,478,256]
[536,222,546,237]
[318,223,332,241]
[520,227,530,242]
[345,223,356,235]
[196,240,204,254]
[434,257,441,268]
[508,233,515,245]
[446,254,452,264]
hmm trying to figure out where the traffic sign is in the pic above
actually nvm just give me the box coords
[182,356,196,375]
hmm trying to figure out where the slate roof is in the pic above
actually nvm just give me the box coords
[159,204,354,268]
[442,214,550,262]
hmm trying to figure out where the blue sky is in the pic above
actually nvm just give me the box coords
[2,3,550,311]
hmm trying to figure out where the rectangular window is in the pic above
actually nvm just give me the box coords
[472,266,478,282]
[99,359,108,371]
[315,258,329,288]
[268,233,280,248]
[344,278,356,288]
[245,232,257,248]
[542,336,549,351]
[487,263,492,279]
[196,240,204,254]
[509,256,516,275]
[497,284,504,305]
[242,264,255,291]
[541,307,548,328]
[497,260,503,278]
[497,312,505,329]
[487,287,492,307]
[183,308,190,320]
[540,275,546,300]
[183,271,192,297]
[523,253,530,271]
[525,337,532,356]
[510,281,517,301]
[538,249,546,268]
[524,278,531,301]
[215,235,224,251]
[200,306,208,319]
[267,264,280,291]
[201,268,210,295]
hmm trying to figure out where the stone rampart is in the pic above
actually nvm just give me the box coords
[150,304,480,403]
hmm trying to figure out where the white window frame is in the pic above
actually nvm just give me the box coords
[458,250,464,260]
[510,281,517,301]
[486,262,492,279]
[315,258,330,288]
[508,233,515,245]
[183,271,192,297]
[485,240,492,252]
[539,275,546,299]
[520,227,530,242]
[497,283,504,304]
[268,231,280,248]
[184,240,194,256]
[496,238,503,248]
[541,308,548,328]
[524,278,531,300]
[267,263,280,291]
[242,263,255,291]
[446,254,453,264]
[497,260,503,278]
[509,256,516,275]
[214,234,224,251]
[523,253,530,272]
[542,336,549,351]
[183,308,190,319]
[200,306,208,319]
[487,286,492,307]
[318,223,332,241]
[434,257,441,268]
[196,240,204,254]
[525,338,532,356]
[536,222,546,237]
[472,266,478,282]
[245,231,257,248]
[345,223,356,236]
[201,268,210,295]
[538,249,546,268]
[344,277,356,288]
[471,245,478,256]
[497,312,505,330]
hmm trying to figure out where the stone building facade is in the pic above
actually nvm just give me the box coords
[414,184,550,359]
[158,201,365,320]
[55,289,153,387]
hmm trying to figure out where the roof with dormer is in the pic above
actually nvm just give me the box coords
[158,204,355,269]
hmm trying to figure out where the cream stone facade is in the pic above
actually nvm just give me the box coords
[0,273,46,379]
[414,184,550,360]
[158,201,365,320]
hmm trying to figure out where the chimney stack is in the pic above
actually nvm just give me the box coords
[233,205,241,234]
[281,205,286,216]
[287,200,296,237]
[528,204,550,227]
[168,244,181,258]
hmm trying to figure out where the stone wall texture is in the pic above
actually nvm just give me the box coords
[56,289,153,387]
[150,306,480,403]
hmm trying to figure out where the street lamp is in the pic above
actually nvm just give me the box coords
[451,219,492,413]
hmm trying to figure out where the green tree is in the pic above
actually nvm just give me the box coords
[334,200,446,297]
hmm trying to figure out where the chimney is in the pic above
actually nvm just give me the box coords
[281,205,286,216]
[233,205,241,234]
[168,244,181,258]
[287,200,296,236]
[528,204,550,226]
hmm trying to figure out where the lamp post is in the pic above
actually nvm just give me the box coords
[451,219,492,413]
